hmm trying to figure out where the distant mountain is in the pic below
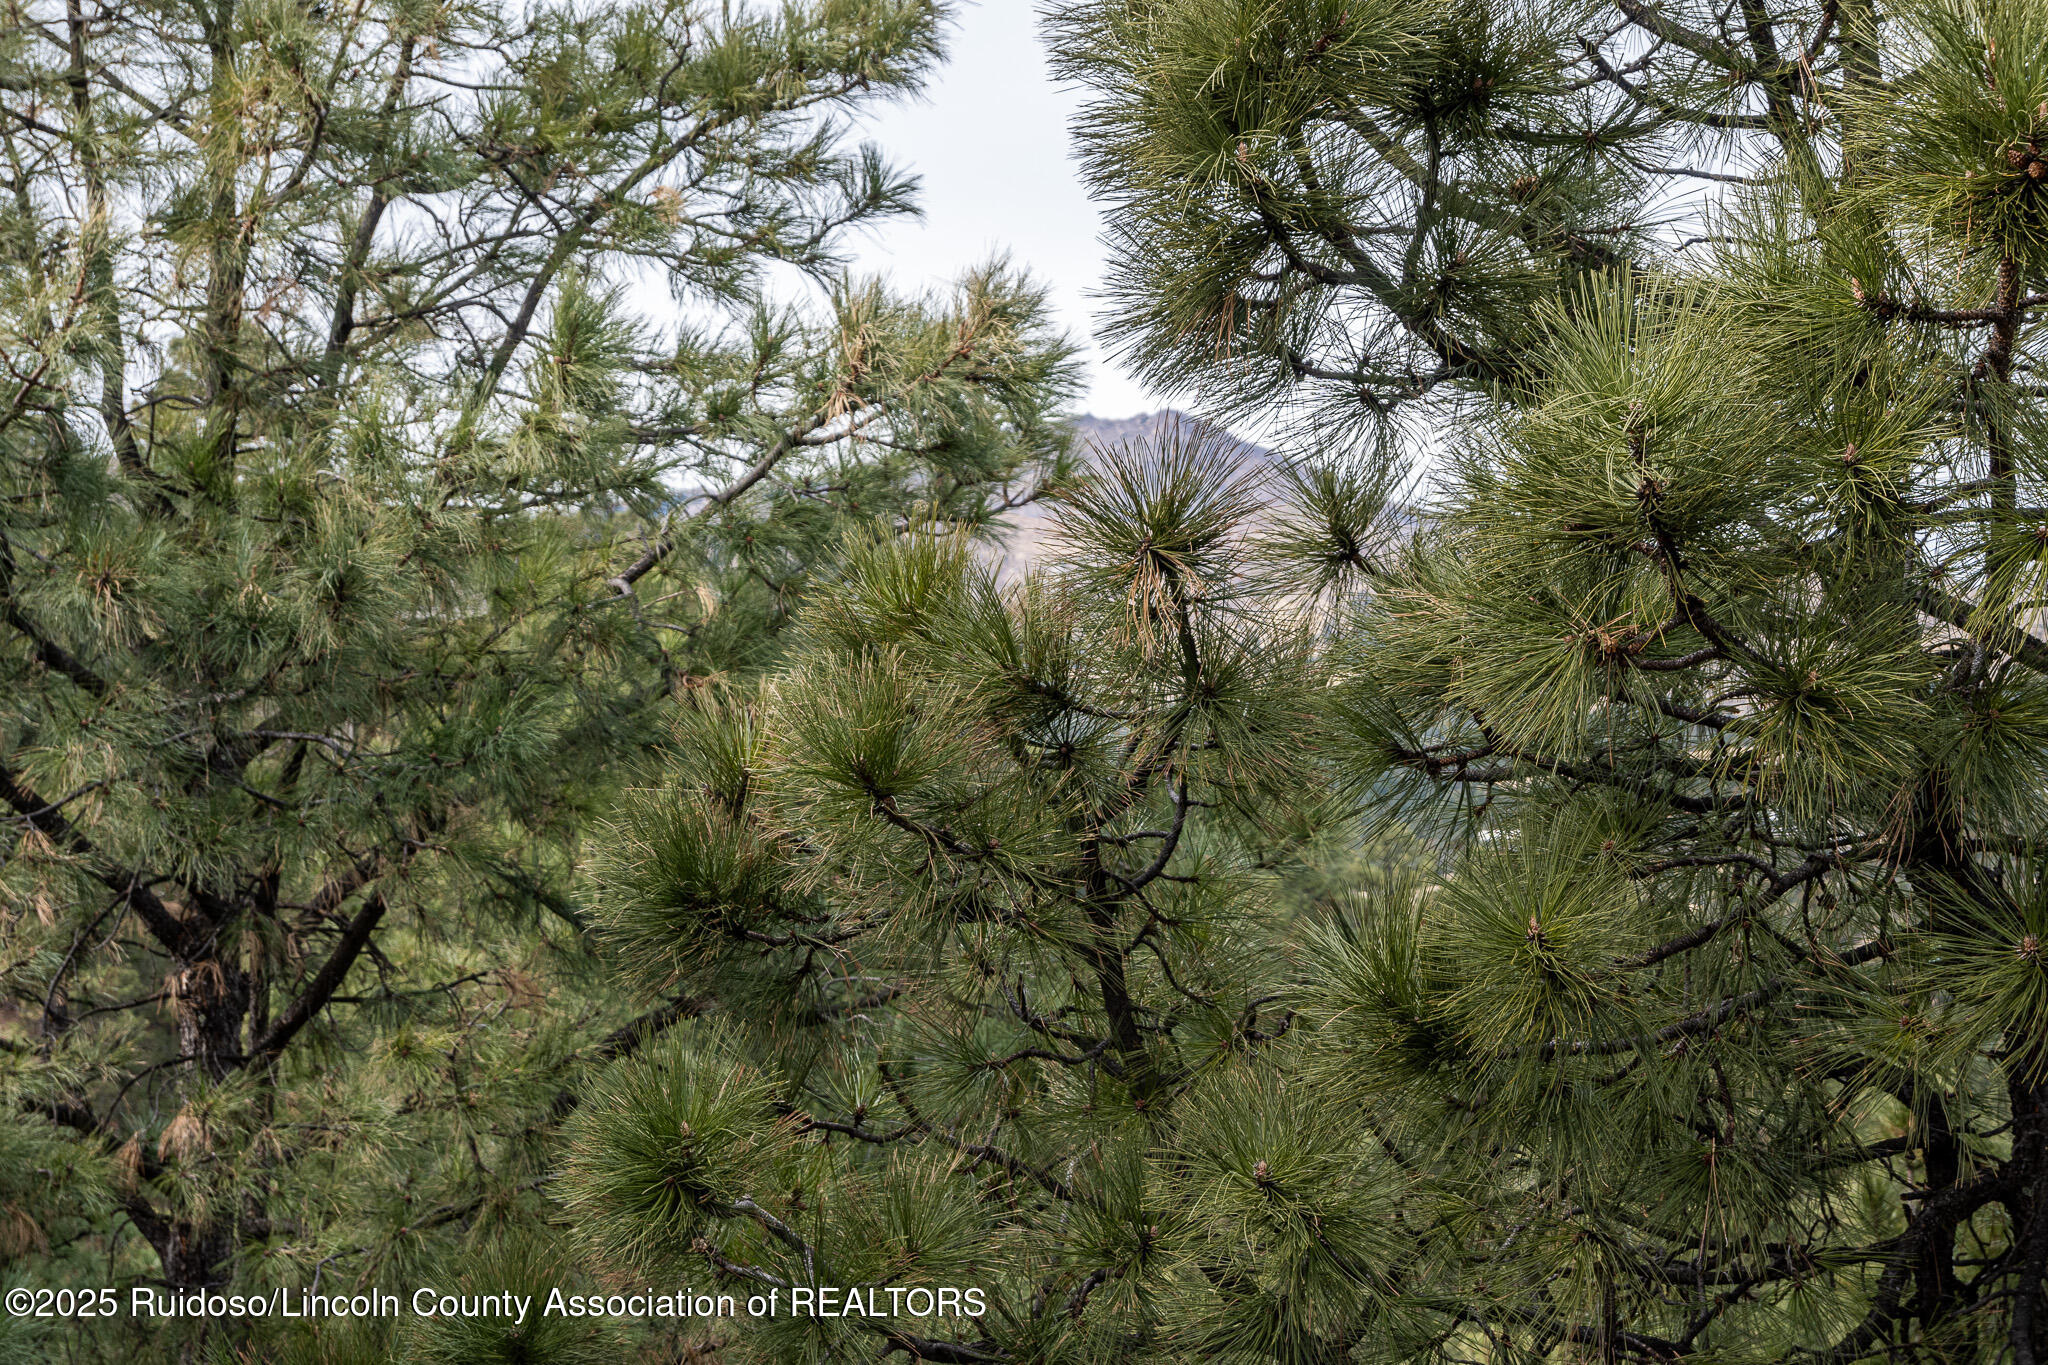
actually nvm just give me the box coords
[1068,411,1274,473]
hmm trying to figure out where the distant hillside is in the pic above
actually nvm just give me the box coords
[1069,411,1274,472]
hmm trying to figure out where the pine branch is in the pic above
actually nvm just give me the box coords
[1537,933,1892,1061]
[1799,1169,2018,1364]
[0,759,192,955]
[1616,850,1846,970]
[547,994,712,1122]
[1611,0,1751,69]
[1107,777,1191,892]
[1,602,109,696]
[1580,40,1774,132]
[1913,582,2048,675]
[879,1332,1009,1363]
[246,893,388,1066]
[876,1062,1076,1203]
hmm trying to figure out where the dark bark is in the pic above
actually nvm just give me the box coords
[247,892,388,1064]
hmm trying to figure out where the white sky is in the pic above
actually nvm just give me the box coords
[845,1,1170,420]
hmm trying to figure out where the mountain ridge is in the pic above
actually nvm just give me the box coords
[1068,410,1274,471]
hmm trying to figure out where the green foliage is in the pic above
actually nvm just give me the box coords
[1846,0,2048,271]
[1163,1069,1400,1361]
[577,424,1358,1361]
[12,0,2048,1358]
[559,1030,799,1277]
[1026,0,2048,1357]
[0,0,1075,1358]
[1049,0,1650,434]
[401,1240,623,1365]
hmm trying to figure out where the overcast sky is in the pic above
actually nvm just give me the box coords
[846,2,1168,420]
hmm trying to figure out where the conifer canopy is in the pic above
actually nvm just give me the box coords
[8,0,2048,1362]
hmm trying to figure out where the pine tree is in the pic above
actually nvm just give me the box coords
[1044,0,2048,1359]
[571,426,1370,1363]
[0,0,1074,1354]
[565,1,2048,1363]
